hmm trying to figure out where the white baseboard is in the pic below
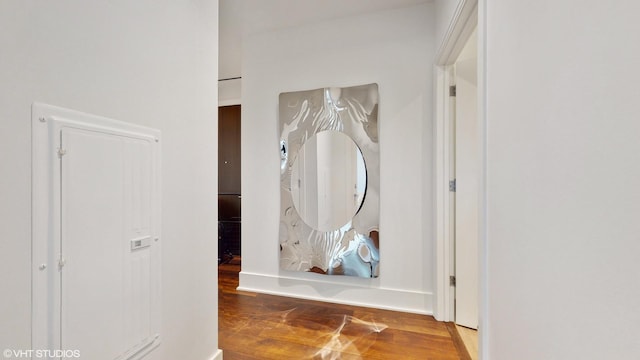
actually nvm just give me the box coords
[208,349,223,360]
[238,271,433,315]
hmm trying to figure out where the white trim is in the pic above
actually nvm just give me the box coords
[435,0,479,65]
[208,349,224,360]
[434,0,487,358]
[433,65,456,322]
[32,103,63,352]
[433,0,479,322]
[238,272,433,315]
[477,1,489,358]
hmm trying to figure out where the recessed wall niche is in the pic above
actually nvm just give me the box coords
[278,84,380,278]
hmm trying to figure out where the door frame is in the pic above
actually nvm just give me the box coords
[433,0,487,357]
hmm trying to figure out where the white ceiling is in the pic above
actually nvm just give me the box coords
[219,0,432,79]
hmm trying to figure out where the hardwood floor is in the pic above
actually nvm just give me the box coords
[455,325,478,360]
[219,258,470,359]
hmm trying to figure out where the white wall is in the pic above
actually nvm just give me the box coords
[240,4,436,314]
[218,78,242,106]
[0,1,220,359]
[485,1,640,359]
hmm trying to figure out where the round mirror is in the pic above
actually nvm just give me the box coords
[291,131,366,231]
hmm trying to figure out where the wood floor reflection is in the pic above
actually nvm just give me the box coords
[219,257,470,360]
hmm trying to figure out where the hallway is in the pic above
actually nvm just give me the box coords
[219,258,471,359]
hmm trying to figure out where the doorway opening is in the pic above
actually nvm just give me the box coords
[451,27,479,359]
[218,105,242,265]
[434,0,482,359]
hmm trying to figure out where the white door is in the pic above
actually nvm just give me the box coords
[454,29,479,329]
[61,128,127,357]
[61,127,158,359]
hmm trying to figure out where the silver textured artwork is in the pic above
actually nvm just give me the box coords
[279,83,379,278]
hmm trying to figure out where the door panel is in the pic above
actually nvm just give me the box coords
[218,105,242,257]
[61,128,155,359]
[218,105,241,194]
[455,29,479,330]
[61,128,125,358]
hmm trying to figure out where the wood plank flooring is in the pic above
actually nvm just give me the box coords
[219,258,470,359]
[455,325,478,360]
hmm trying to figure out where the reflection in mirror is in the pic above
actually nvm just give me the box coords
[291,131,366,231]
[279,83,379,278]
[280,139,288,171]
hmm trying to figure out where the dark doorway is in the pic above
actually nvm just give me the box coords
[218,105,241,263]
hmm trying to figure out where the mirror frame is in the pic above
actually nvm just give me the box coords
[278,83,380,278]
